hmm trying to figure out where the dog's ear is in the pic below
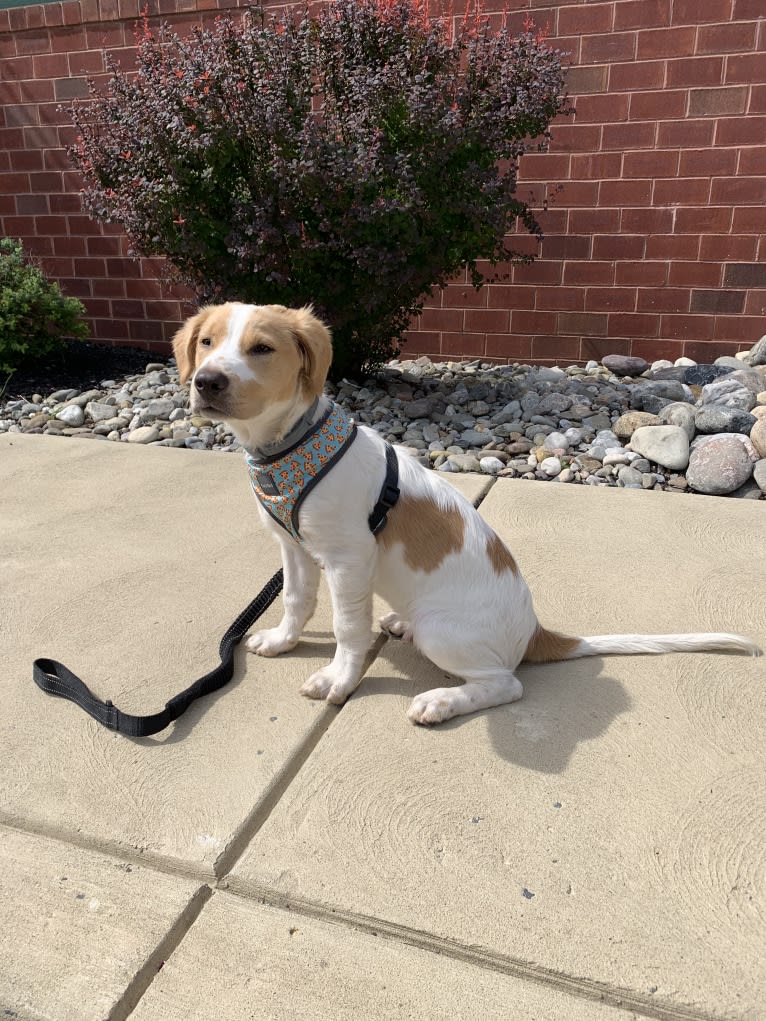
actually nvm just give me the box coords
[172,310,205,384]
[290,306,333,397]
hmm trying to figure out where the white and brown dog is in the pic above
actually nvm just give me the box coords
[173,303,761,725]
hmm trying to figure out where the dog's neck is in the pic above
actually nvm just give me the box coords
[233,393,332,460]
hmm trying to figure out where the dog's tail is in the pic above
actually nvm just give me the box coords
[523,625,762,663]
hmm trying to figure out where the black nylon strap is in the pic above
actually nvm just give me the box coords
[33,440,402,736]
[368,443,400,535]
[32,569,284,737]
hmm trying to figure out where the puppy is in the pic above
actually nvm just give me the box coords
[173,303,761,725]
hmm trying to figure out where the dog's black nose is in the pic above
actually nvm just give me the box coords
[194,369,229,395]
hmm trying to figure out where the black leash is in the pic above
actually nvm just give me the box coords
[32,570,284,737]
[32,442,400,737]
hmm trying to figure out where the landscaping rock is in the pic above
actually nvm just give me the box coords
[601,354,649,377]
[613,411,660,439]
[629,425,690,471]
[694,406,757,435]
[686,437,754,495]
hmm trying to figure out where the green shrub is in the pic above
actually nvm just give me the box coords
[69,0,568,379]
[0,238,89,375]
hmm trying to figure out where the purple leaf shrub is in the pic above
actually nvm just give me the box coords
[69,0,569,378]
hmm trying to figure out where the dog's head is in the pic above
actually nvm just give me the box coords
[172,303,333,429]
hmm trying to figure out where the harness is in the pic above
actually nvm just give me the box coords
[245,397,400,543]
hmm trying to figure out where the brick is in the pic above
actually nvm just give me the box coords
[679,147,738,176]
[558,312,609,336]
[724,262,766,287]
[654,178,711,205]
[0,172,31,194]
[713,315,765,341]
[548,123,602,152]
[564,65,608,95]
[533,208,568,235]
[716,116,766,145]
[52,235,86,256]
[463,308,511,333]
[661,314,715,340]
[128,319,164,342]
[106,257,143,279]
[615,261,669,286]
[537,230,593,261]
[74,257,107,277]
[668,262,723,287]
[487,285,537,310]
[512,260,563,285]
[637,288,690,313]
[517,152,571,181]
[631,339,685,362]
[672,0,734,22]
[674,206,734,233]
[656,119,715,147]
[731,206,766,234]
[712,176,766,205]
[569,152,622,180]
[93,318,130,340]
[8,149,44,172]
[682,341,740,362]
[689,86,748,117]
[418,307,463,331]
[645,235,701,259]
[666,56,724,88]
[581,336,633,359]
[623,150,679,178]
[68,49,107,76]
[592,235,646,260]
[629,89,687,120]
[51,27,89,56]
[92,278,127,298]
[574,93,629,123]
[3,56,34,81]
[637,26,696,60]
[586,287,637,312]
[598,179,652,207]
[45,4,65,27]
[697,22,758,54]
[533,286,586,311]
[734,0,766,16]
[738,146,766,174]
[50,193,83,213]
[744,290,766,315]
[3,105,39,128]
[700,234,758,259]
[749,85,766,113]
[16,30,51,57]
[86,23,126,49]
[511,310,558,334]
[563,260,616,285]
[61,1,81,25]
[568,209,621,233]
[54,76,90,101]
[614,0,671,30]
[442,284,487,308]
[441,332,485,357]
[485,335,533,361]
[602,121,656,150]
[558,3,614,35]
[531,336,581,361]
[29,170,65,193]
[554,181,600,207]
[581,32,637,63]
[690,290,746,314]
[609,59,665,91]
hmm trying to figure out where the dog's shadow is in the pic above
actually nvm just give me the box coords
[358,639,632,774]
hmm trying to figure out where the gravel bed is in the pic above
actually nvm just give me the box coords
[2,336,766,499]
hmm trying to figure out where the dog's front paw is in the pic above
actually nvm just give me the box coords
[300,665,357,705]
[246,627,298,658]
[407,687,462,726]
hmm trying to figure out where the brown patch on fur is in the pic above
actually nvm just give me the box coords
[486,531,519,576]
[377,495,465,572]
[523,626,581,663]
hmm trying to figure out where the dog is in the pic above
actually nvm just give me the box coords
[173,302,761,725]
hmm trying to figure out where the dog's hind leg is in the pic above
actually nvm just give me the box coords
[408,668,524,725]
[247,537,320,657]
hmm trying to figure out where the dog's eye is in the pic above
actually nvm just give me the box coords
[249,343,272,355]
[200,337,212,347]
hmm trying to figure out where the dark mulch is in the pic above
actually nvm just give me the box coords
[2,339,171,402]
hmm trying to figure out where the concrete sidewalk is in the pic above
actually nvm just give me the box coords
[1,433,763,1021]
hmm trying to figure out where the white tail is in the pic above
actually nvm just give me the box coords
[574,633,762,658]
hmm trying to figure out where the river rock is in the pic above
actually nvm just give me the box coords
[127,425,160,444]
[751,418,766,457]
[694,405,757,435]
[629,425,690,471]
[754,459,766,493]
[56,404,85,427]
[747,335,766,366]
[613,411,660,439]
[700,378,756,411]
[658,401,696,440]
[602,354,649,377]
[686,436,754,495]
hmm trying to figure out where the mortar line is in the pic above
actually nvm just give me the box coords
[221,883,728,1021]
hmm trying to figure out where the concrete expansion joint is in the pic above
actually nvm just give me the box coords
[211,883,734,1021]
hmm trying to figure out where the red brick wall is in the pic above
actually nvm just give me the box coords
[1,0,765,365]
